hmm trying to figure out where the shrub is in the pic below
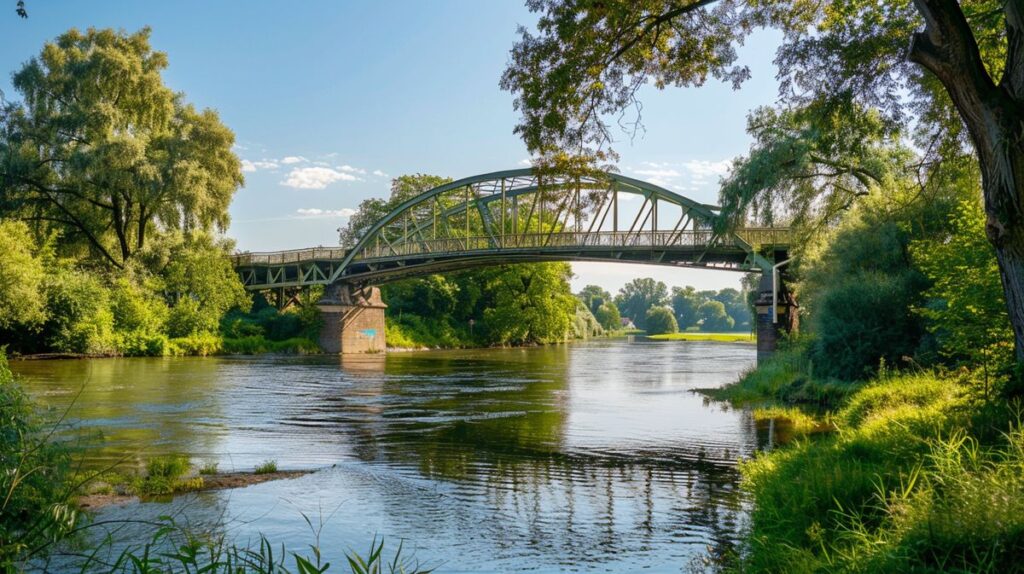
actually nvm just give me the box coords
[132,455,202,496]
[168,333,223,356]
[254,460,277,474]
[43,268,117,354]
[0,351,75,567]
[594,301,622,331]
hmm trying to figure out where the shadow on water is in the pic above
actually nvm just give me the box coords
[16,339,761,573]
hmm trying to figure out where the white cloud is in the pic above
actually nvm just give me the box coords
[632,168,682,179]
[281,167,359,189]
[281,156,308,165]
[337,164,367,175]
[681,159,731,179]
[518,158,533,166]
[241,157,282,170]
[372,169,389,178]
[295,208,357,218]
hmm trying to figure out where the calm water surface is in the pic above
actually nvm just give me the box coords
[14,338,764,573]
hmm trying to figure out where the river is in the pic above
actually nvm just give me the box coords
[13,338,766,573]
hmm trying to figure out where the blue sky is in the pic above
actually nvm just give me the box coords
[1,1,783,294]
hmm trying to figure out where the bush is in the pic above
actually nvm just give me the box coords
[254,460,277,474]
[42,268,117,354]
[168,333,223,356]
[0,350,76,567]
[644,306,678,335]
[810,272,925,380]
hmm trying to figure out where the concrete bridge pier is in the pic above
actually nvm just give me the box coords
[754,271,798,363]
[316,284,387,354]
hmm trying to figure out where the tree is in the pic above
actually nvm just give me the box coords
[713,287,751,331]
[339,174,451,246]
[154,232,251,337]
[501,0,1024,364]
[913,198,1014,386]
[480,262,578,345]
[645,306,678,335]
[0,28,243,269]
[699,300,734,332]
[671,286,702,330]
[578,284,611,314]
[614,277,668,329]
[0,221,47,329]
[594,300,621,331]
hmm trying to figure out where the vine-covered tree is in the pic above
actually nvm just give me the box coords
[0,27,243,269]
[502,0,1024,363]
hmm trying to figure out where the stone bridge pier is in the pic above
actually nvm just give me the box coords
[754,271,798,363]
[317,284,387,354]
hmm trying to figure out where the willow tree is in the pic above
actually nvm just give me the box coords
[502,0,1024,362]
[0,27,243,268]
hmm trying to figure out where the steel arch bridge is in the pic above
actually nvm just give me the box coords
[232,168,790,290]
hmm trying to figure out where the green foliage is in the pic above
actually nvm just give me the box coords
[644,306,677,335]
[198,461,218,475]
[481,263,577,345]
[577,284,611,315]
[254,460,277,474]
[42,267,117,354]
[732,366,1024,573]
[340,174,452,246]
[913,199,1014,379]
[71,518,432,574]
[671,285,701,330]
[593,301,621,331]
[0,221,47,329]
[135,454,198,496]
[614,278,668,330]
[698,300,734,332]
[168,333,222,357]
[0,27,243,268]
[570,299,604,339]
[158,232,251,337]
[220,336,318,355]
[0,350,76,568]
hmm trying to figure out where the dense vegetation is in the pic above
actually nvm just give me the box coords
[0,28,314,358]
[502,1,1024,571]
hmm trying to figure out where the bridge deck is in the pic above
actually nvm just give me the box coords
[232,228,790,290]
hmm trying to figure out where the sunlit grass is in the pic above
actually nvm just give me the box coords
[646,332,755,343]
[254,460,278,474]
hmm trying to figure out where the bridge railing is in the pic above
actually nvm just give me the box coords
[355,228,790,260]
[232,247,348,267]
[230,228,790,268]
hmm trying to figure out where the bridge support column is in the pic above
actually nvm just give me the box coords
[316,285,387,354]
[754,272,798,363]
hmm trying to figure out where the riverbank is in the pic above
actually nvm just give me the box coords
[713,344,1024,572]
[646,332,754,343]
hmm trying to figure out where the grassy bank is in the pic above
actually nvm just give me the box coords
[716,346,1024,572]
[646,332,754,343]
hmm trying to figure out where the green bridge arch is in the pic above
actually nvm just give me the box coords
[232,168,790,290]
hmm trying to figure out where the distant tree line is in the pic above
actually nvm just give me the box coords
[576,279,754,335]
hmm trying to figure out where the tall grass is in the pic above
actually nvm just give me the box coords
[63,518,434,574]
[732,354,1024,573]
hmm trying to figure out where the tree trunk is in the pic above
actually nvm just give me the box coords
[909,0,1024,363]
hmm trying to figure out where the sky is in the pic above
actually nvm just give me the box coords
[0,1,784,295]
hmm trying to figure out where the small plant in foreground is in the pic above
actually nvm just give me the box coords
[254,460,278,474]
[199,461,219,475]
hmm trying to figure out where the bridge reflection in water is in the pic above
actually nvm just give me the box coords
[22,340,764,571]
